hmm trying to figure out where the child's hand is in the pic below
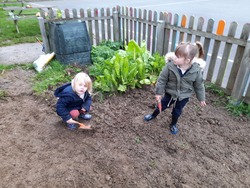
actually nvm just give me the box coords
[200,101,206,107]
[66,118,76,124]
[81,108,86,112]
[155,95,162,102]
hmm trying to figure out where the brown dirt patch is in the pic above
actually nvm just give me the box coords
[0,68,249,187]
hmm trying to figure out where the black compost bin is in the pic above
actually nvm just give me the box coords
[48,20,92,65]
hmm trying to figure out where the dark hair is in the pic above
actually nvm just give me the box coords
[175,41,204,62]
[195,41,204,59]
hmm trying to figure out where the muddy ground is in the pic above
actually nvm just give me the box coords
[0,67,249,188]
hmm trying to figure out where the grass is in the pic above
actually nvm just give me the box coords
[0,1,42,46]
[0,63,33,73]
[206,83,250,117]
[32,61,82,94]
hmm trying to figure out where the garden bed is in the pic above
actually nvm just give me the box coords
[0,67,249,187]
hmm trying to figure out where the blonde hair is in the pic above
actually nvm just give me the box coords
[175,41,204,63]
[71,72,92,94]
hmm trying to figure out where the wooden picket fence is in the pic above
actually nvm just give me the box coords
[38,6,250,104]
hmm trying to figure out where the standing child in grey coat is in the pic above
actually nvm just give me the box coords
[144,41,206,134]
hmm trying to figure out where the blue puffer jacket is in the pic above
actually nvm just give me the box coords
[54,83,92,122]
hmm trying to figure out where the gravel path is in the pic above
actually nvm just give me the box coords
[0,43,45,65]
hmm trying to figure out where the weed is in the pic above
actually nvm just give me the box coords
[205,83,225,97]
[205,83,249,117]
[0,89,7,98]
[226,99,250,117]
[135,136,141,144]
[149,160,157,168]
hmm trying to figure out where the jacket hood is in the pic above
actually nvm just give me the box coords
[192,57,206,70]
[54,83,74,98]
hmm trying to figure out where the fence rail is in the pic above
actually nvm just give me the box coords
[38,6,250,104]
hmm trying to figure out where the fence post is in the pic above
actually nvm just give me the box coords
[38,17,50,53]
[231,39,250,104]
[113,11,120,42]
[155,20,165,56]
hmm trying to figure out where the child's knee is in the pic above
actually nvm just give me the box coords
[70,110,80,119]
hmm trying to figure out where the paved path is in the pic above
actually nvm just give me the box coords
[0,43,45,65]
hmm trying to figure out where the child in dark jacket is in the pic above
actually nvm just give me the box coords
[144,41,206,134]
[54,72,92,130]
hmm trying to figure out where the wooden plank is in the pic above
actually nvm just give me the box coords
[171,13,179,51]
[125,7,129,44]
[133,8,137,41]
[155,20,165,55]
[138,8,142,46]
[47,7,54,19]
[195,17,204,42]
[3,6,54,11]
[179,15,186,44]
[7,15,37,20]
[142,9,147,41]
[64,9,70,19]
[101,8,105,41]
[151,11,157,54]
[231,43,250,102]
[203,19,214,61]
[106,8,111,40]
[129,7,133,40]
[79,8,85,18]
[244,80,250,104]
[215,22,237,86]
[163,24,246,46]
[121,6,126,45]
[38,17,50,53]
[147,10,152,51]
[72,8,77,19]
[113,9,120,42]
[206,20,225,82]
[94,8,100,45]
[87,9,93,45]
[163,12,172,54]
[227,23,250,91]
[186,16,194,42]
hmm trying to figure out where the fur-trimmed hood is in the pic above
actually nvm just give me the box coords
[164,52,206,70]
[192,57,206,70]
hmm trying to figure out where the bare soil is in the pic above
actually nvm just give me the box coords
[0,67,250,188]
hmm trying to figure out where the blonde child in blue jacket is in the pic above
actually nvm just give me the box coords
[54,72,92,130]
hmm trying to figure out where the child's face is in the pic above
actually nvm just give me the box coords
[173,55,185,65]
[75,80,88,96]
[173,55,189,66]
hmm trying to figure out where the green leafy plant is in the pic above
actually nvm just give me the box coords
[90,40,165,93]
[99,40,123,51]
